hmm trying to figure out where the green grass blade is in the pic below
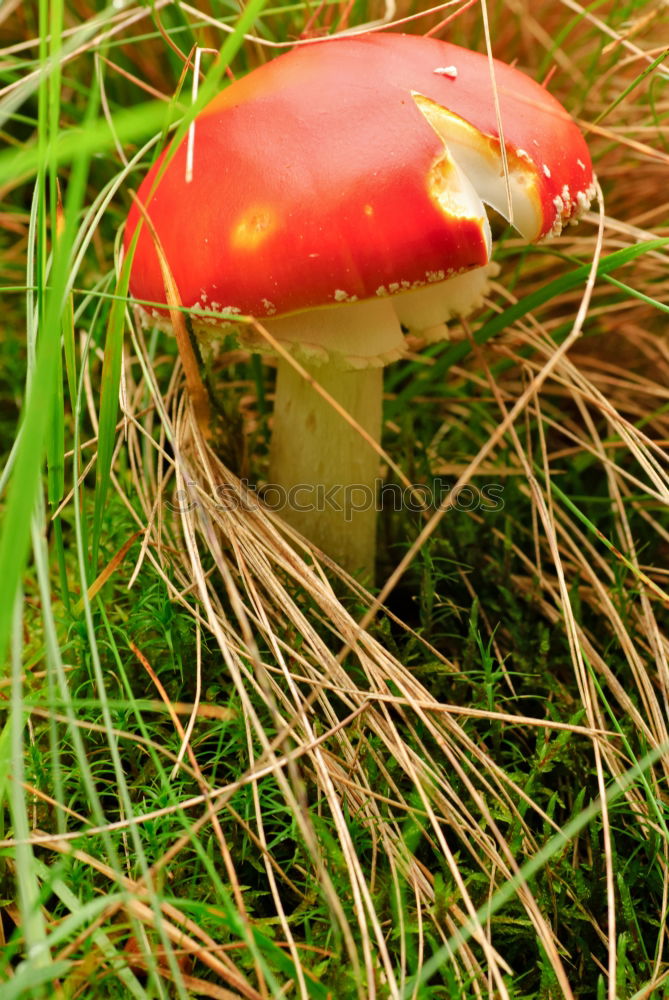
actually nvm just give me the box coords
[10,593,51,970]
[0,962,71,1000]
[89,253,132,573]
[593,47,669,124]
[0,99,175,188]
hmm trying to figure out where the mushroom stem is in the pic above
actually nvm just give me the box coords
[269,358,382,579]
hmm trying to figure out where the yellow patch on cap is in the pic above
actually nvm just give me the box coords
[231,205,277,251]
[428,154,484,220]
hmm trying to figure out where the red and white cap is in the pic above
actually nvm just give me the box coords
[126,32,595,365]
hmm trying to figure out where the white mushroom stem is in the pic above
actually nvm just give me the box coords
[269,358,382,580]
[258,265,498,580]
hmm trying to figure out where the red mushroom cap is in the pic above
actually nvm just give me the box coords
[126,32,594,322]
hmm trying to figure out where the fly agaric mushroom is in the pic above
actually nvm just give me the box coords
[126,32,595,579]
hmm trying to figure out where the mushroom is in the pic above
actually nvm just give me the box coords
[126,32,595,580]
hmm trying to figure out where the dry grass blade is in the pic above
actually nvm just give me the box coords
[128,192,212,441]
